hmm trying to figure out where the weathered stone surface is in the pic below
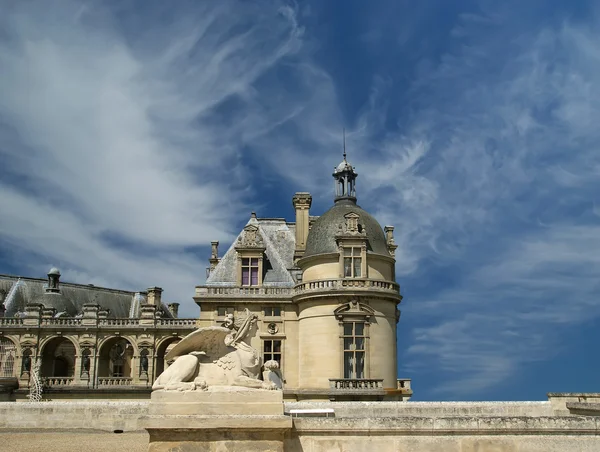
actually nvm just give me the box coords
[149,387,284,416]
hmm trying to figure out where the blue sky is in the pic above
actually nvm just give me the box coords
[1,0,600,401]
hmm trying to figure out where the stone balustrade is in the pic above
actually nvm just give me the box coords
[295,278,399,295]
[0,317,24,326]
[156,318,197,327]
[98,318,140,327]
[195,286,293,298]
[41,318,82,326]
[97,377,133,386]
[43,377,74,386]
[329,379,384,390]
[0,317,197,329]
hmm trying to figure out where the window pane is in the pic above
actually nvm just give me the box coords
[251,258,259,266]
[355,323,364,336]
[354,258,361,277]
[250,268,259,285]
[242,258,249,265]
[264,307,272,316]
[217,307,226,316]
[274,353,281,364]
[273,340,281,353]
[242,268,249,285]
[355,337,364,351]
[356,352,365,378]
[343,337,354,351]
[263,341,272,353]
[344,352,354,378]
[273,307,281,316]
[344,258,352,277]
[344,248,352,256]
[343,323,353,336]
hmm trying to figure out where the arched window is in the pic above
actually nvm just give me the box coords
[0,338,17,378]
[97,337,134,379]
[40,337,77,381]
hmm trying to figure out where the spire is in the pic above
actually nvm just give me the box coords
[332,130,358,204]
[343,128,347,161]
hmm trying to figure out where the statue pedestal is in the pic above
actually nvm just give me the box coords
[143,388,291,452]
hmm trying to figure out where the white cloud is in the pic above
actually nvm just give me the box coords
[0,0,317,316]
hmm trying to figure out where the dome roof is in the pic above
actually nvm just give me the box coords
[48,267,61,276]
[31,292,77,316]
[304,199,389,257]
[335,159,354,173]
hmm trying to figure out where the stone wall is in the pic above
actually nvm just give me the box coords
[0,401,149,432]
[2,399,600,451]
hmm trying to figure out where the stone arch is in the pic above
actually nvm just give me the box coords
[0,337,18,378]
[97,336,135,379]
[154,336,182,377]
[40,336,77,378]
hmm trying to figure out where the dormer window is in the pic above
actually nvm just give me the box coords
[241,258,260,286]
[343,247,362,278]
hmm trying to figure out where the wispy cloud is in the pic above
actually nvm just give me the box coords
[0,0,318,313]
[347,7,600,396]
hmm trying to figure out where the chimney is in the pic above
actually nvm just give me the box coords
[147,287,163,306]
[384,226,398,257]
[168,303,180,318]
[208,241,219,274]
[292,192,312,260]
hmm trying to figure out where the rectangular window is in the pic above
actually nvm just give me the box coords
[217,306,234,317]
[263,339,282,366]
[343,322,365,379]
[241,258,260,286]
[264,306,282,317]
[343,247,362,278]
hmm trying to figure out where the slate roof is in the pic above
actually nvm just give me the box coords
[0,274,174,318]
[206,217,297,286]
[304,199,390,257]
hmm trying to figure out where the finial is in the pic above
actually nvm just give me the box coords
[343,128,347,160]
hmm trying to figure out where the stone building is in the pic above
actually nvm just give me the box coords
[0,154,411,401]
[0,270,197,400]
[195,154,412,401]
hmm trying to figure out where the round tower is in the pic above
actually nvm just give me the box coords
[293,154,402,394]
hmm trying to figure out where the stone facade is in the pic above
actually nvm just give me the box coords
[194,156,410,401]
[0,274,197,400]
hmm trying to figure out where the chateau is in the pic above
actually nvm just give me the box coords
[0,157,599,452]
[0,154,411,401]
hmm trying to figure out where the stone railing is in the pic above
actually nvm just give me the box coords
[41,318,82,326]
[98,318,140,327]
[397,378,412,390]
[295,279,399,295]
[43,377,74,387]
[196,286,293,298]
[156,318,197,327]
[0,316,197,329]
[329,379,384,390]
[0,317,24,326]
[97,377,133,386]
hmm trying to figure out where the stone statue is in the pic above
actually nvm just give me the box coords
[152,309,276,391]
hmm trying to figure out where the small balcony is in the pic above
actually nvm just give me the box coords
[43,377,74,387]
[329,378,384,390]
[97,377,133,386]
[294,278,400,301]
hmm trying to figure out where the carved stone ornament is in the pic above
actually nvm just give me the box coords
[152,309,278,392]
[336,212,367,237]
[267,322,278,335]
[236,225,265,249]
[334,299,375,323]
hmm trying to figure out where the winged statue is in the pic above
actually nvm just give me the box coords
[153,309,277,391]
